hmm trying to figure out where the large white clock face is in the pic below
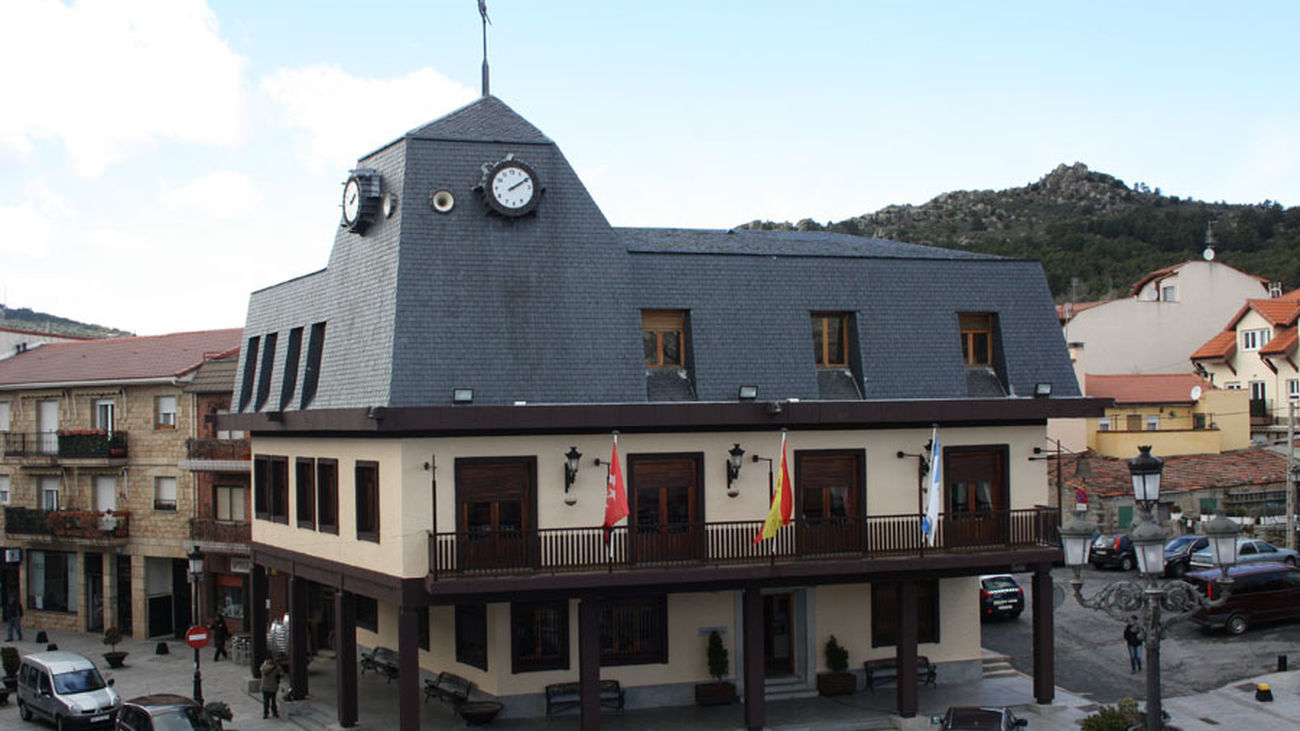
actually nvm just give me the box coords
[490,164,534,210]
[342,179,362,224]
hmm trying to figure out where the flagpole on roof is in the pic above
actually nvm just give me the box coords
[478,0,491,96]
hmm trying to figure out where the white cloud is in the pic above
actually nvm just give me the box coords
[161,171,260,219]
[260,65,476,172]
[0,0,247,177]
[0,179,72,257]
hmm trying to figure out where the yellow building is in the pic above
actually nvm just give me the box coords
[1084,374,1250,458]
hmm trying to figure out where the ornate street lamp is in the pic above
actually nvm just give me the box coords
[1062,447,1237,731]
[187,544,205,704]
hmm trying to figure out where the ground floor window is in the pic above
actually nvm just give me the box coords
[871,580,938,647]
[356,596,378,632]
[456,603,488,671]
[512,600,568,672]
[418,606,430,651]
[600,596,667,666]
[215,575,244,621]
[28,550,76,612]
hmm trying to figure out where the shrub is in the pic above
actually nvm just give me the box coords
[706,630,729,681]
[824,635,849,674]
[1,646,18,677]
[102,626,123,652]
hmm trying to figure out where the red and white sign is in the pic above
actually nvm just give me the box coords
[185,625,209,649]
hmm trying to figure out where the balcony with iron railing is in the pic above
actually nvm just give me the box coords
[189,517,252,545]
[186,438,250,462]
[1,431,128,461]
[3,507,131,540]
[428,507,1057,580]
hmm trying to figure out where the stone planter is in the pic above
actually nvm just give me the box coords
[694,681,736,706]
[816,671,856,696]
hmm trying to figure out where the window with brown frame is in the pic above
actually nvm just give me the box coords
[418,606,430,651]
[253,455,269,518]
[317,459,338,533]
[511,600,569,673]
[871,580,939,647]
[811,312,850,368]
[456,603,488,671]
[959,313,993,367]
[355,461,379,542]
[356,596,378,632]
[295,457,315,528]
[642,310,685,368]
[600,596,667,666]
[255,455,288,523]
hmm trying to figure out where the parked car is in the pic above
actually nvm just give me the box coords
[931,705,1028,729]
[979,575,1024,620]
[17,651,120,729]
[1188,538,1299,570]
[115,694,222,731]
[1163,534,1208,577]
[1186,562,1300,635]
[1090,533,1136,571]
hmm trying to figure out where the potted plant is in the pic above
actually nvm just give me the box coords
[816,634,856,696]
[694,630,736,706]
[102,626,128,668]
[204,700,232,730]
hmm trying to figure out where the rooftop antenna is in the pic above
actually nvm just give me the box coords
[478,0,490,96]
[1202,220,1216,261]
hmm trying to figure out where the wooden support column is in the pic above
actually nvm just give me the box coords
[578,597,603,731]
[397,604,421,731]
[1032,564,1055,704]
[334,590,358,727]
[742,587,765,731]
[895,581,919,718]
[288,576,309,698]
[250,564,268,677]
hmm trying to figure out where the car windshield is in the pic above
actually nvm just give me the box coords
[982,577,1017,591]
[152,707,220,731]
[1166,536,1201,551]
[52,668,106,694]
[947,707,1006,728]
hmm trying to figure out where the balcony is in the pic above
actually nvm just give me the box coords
[190,518,251,545]
[428,508,1056,580]
[186,438,250,461]
[1,431,127,462]
[4,507,130,540]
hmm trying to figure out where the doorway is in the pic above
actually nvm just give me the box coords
[84,553,103,633]
[764,593,794,676]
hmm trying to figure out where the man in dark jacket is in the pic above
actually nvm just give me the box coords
[259,656,282,718]
[1124,620,1143,672]
[3,597,22,642]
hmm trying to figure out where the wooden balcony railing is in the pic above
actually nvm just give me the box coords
[190,518,251,544]
[4,507,130,539]
[428,508,1057,579]
[1,431,127,459]
[186,438,250,461]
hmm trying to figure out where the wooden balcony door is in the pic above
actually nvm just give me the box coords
[456,458,537,571]
[944,446,1009,547]
[628,454,702,564]
[796,451,864,555]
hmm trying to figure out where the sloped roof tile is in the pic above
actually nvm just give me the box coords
[0,329,242,387]
[1085,373,1213,405]
[1062,448,1286,499]
[1191,330,1237,361]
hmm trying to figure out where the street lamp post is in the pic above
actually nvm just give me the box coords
[187,544,205,705]
[1059,446,1239,731]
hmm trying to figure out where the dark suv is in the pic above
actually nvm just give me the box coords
[1090,533,1136,571]
[1187,563,1300,635]
[1163,534,1208,577]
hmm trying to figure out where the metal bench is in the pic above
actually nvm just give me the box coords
[359,646,400,682]
[545,680,624,718]
[424,671,474,705]
[863,656,936,691]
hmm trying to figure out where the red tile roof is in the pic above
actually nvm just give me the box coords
[1243,298,1300,327]
[1060,448,1287,499]
[1190,330,1237,361]
[0,329,241,387]
[1260,327,1297,358]
[1085,373,1213,405]
[1127,263,1184,297]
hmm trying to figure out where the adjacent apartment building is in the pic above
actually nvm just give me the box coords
[0,329,244,639]
[222,95,1103,731]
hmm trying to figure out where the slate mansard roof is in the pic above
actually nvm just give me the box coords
[230,96,1085,424]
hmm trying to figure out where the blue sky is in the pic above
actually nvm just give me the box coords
[2,1,1298,335]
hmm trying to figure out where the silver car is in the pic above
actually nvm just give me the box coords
[1189,538,1299,570]
[17,651,120,729]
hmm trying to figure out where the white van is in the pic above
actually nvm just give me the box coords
[17,651,120,729]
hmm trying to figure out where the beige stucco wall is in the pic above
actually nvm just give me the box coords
[252,425,1051,579]
[1200,310,1299,425]
[1063,261,1267,376]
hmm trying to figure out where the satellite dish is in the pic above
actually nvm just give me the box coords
[1190,385,1202,401]
[1203,246,1216,261]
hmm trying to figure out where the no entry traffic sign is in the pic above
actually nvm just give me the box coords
[185,625,209,649]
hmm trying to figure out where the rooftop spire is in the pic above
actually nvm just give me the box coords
[479,0,490,96]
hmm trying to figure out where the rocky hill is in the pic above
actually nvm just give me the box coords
[741,163,1300,301]
[0,305,131,338]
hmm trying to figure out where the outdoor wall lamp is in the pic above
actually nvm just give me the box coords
[1033,382,1052,397]
[738,385,758,401]
[452,388,473,404]
[726,443,745,497]
[563,446,582,506]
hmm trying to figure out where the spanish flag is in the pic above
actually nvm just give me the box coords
[754,432,792,543]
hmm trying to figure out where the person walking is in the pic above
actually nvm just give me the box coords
[4,597,23,642]
[1124,620,1143,673]
[208,613,230,662]
[259,656,282,718]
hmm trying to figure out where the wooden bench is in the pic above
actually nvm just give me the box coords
[544,680,625,718]
[359,646,400,682]
[424,671,475,705]
[863,656,937,691]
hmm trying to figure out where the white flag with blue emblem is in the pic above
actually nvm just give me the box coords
[921,426,942,546]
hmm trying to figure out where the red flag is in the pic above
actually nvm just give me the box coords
[754,432,793,543]
[603,435,628,532]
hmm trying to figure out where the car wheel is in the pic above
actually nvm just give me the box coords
[19,700,31,721]
[1009,610,1022,620]
[55,715,65,731]
[1285,557,1296,567]
[1225,614,1249,635]
[1119,556,1135,571]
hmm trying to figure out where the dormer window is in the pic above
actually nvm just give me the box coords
[642,310,685,368]
[1241,328,1271,351]
[959,313,993,366]
[811,313,849,368]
